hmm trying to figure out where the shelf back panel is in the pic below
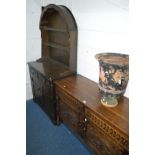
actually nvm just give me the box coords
[40,4,77,71]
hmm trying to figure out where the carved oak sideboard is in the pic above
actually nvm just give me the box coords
[28,4,77,124]
[55,75,129,155]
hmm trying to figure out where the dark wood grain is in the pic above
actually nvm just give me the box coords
[28,59,75,80]
[40,4,77,71]
[28,4,77,124]
[55,74,129,155]
[55,75,129,133]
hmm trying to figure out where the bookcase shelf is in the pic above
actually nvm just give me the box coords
[43,42,69,51]
[39,4,77,67]
[40,26,67,33]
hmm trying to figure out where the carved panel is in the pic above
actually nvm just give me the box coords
[85,123,125,155]
[85,108,129,150]
[29,66,57,123]
[42,79,52,97]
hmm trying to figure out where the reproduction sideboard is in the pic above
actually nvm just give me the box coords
[55,75,129,155]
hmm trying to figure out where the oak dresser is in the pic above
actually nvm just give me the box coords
[28,4,77,124]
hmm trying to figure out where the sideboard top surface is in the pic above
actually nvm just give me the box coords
[54,74,129,136]
[28,58,75,80]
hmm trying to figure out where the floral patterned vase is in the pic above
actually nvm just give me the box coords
[95,53,129,107]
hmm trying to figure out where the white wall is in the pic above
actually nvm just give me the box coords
[26,0,129,100]
[26,0,42,99]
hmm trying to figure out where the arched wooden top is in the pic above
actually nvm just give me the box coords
[39,4,77,31]
[39,4,77,71]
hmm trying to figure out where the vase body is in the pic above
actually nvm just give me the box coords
[95,53,129,107]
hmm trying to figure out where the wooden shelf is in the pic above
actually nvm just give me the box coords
[40,4,77,69]
[40,26,67,33]
[43,42,69,50]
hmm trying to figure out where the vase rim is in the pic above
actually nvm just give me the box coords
[95,52,129,66]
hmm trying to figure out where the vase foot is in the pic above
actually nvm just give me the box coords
[101,96,118,108]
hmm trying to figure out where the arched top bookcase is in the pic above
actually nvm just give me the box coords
[39,4,77,71]
[28,4,78,124]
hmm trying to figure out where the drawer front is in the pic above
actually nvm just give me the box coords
[85,123,126,155]
[85,108,129,150]
[56,87,84,114]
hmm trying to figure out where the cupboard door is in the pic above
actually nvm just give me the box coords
[85,122,125,155]
[42,80,53,98]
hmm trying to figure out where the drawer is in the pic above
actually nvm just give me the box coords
[85,108,129,150]
[56,87,84,114]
